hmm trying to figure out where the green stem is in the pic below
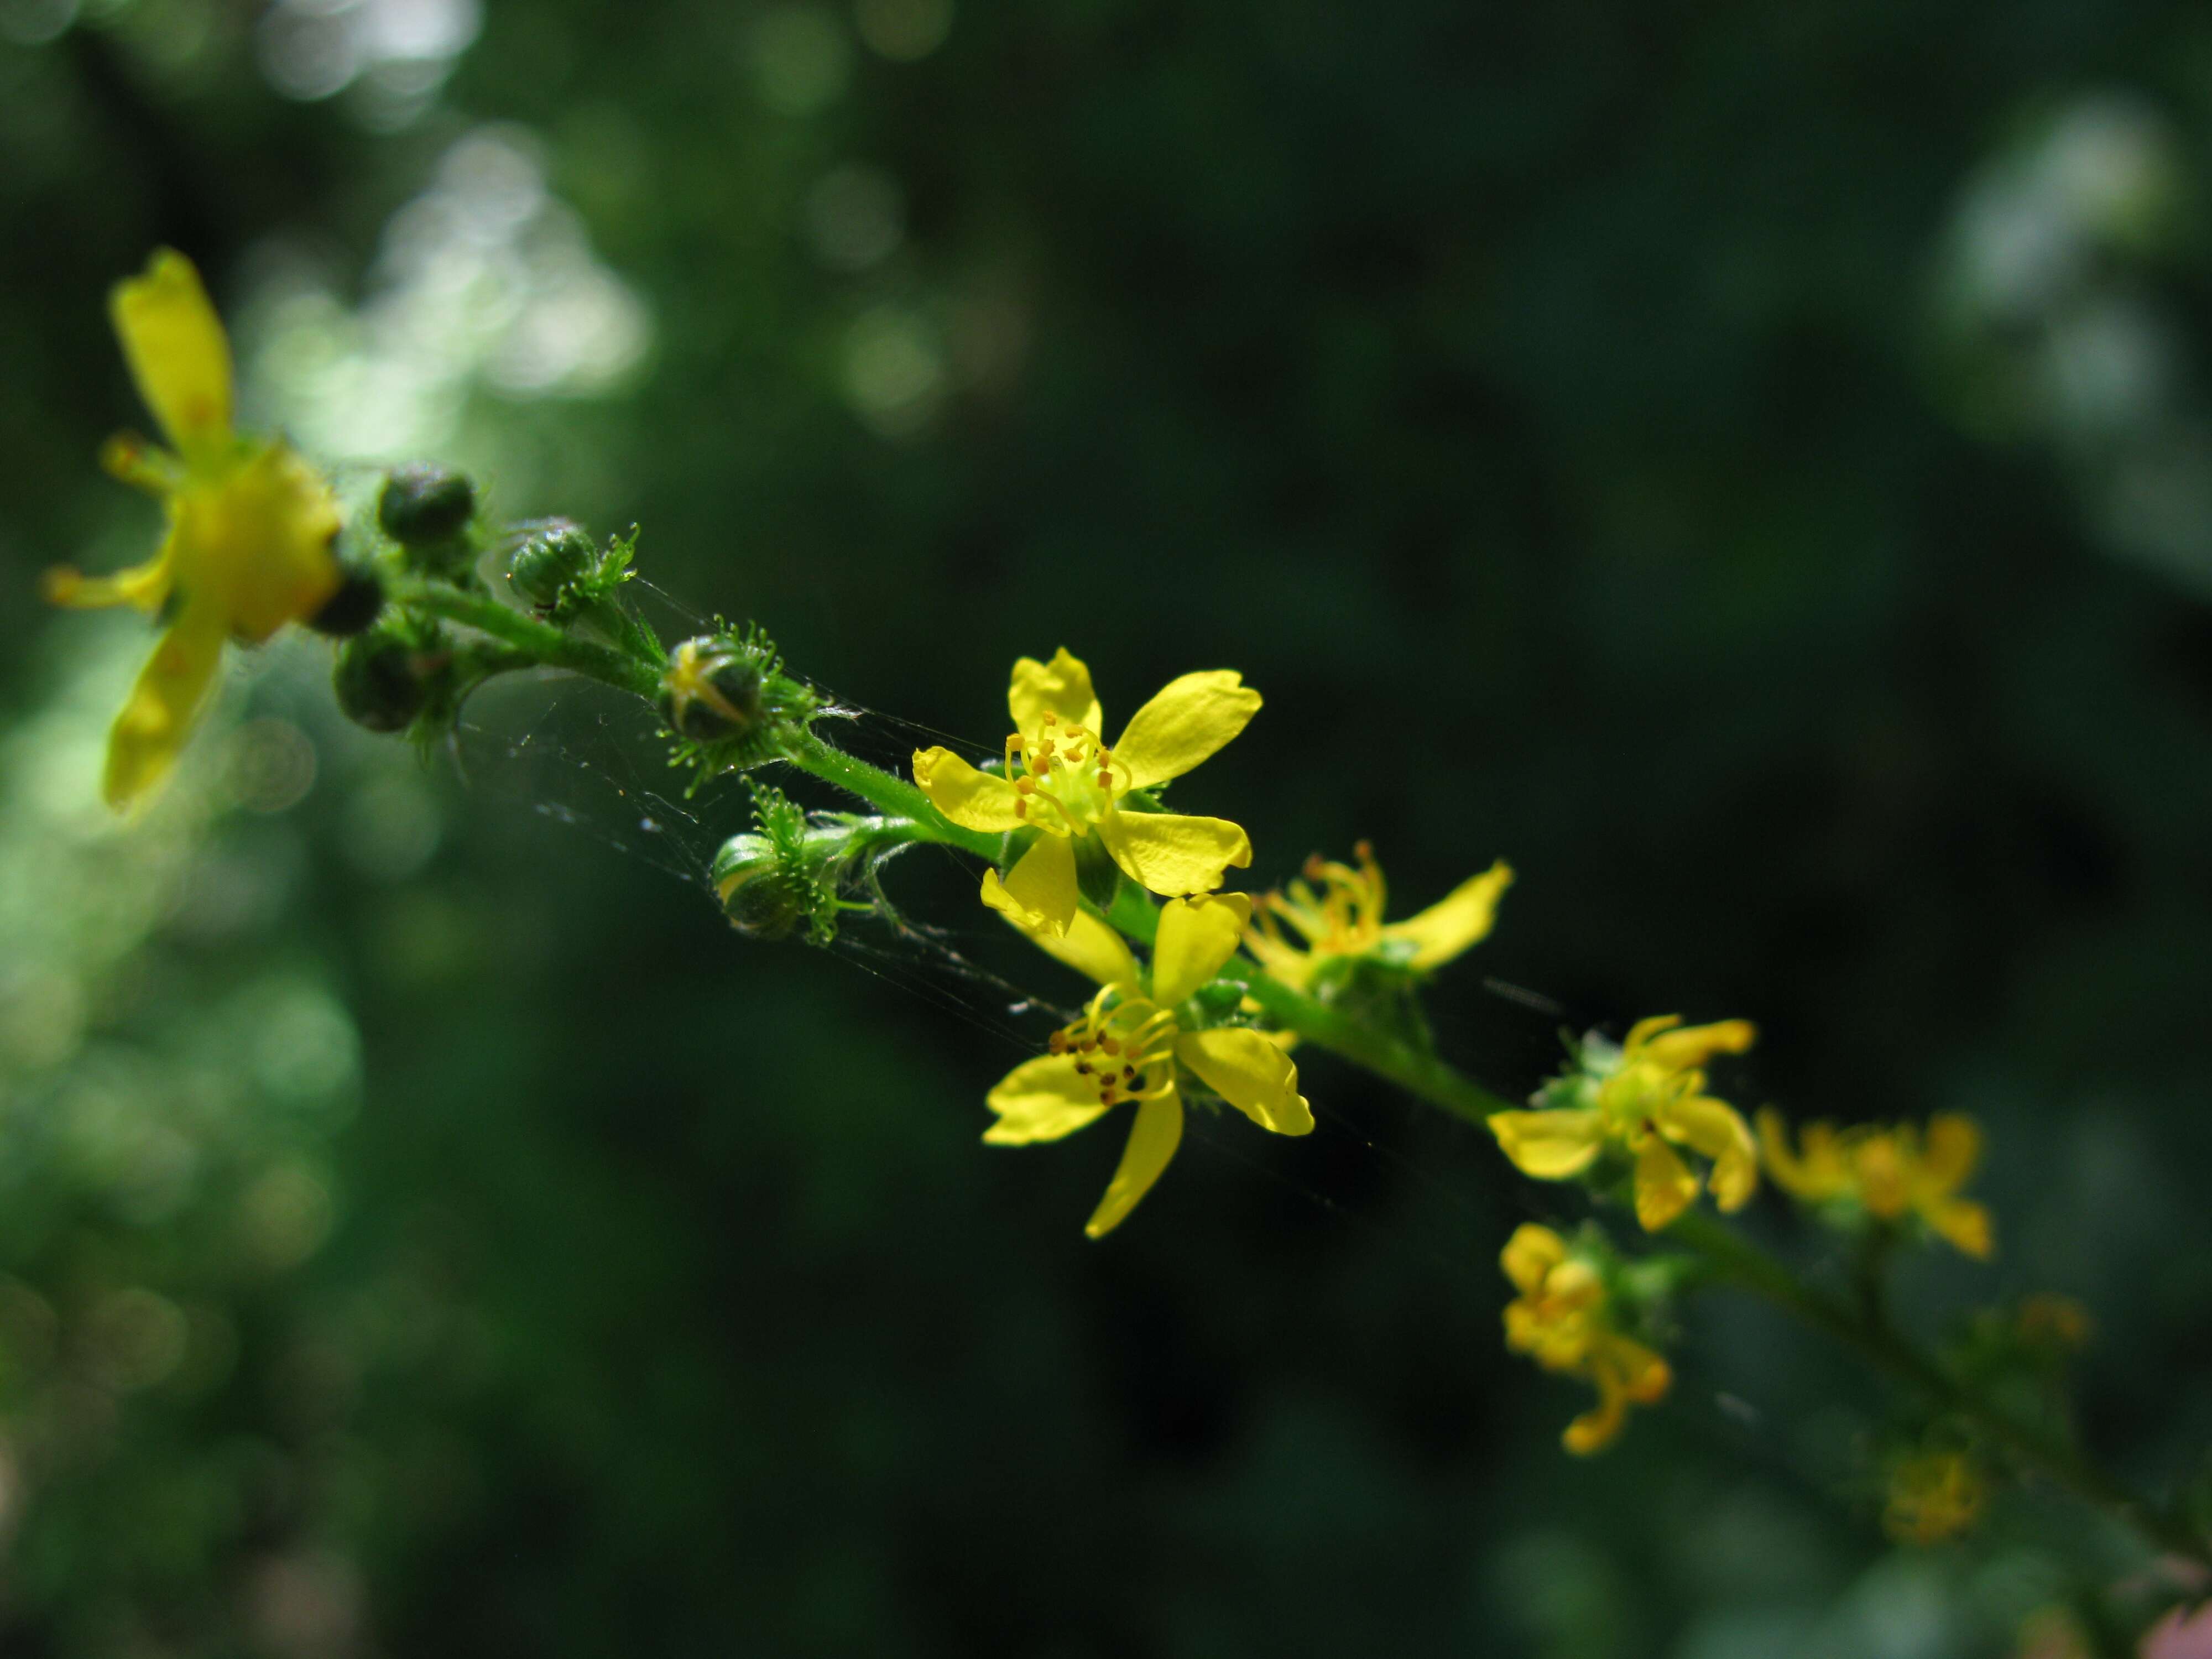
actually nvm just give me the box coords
[779,729,1005,861]
[395,582,663,701]
[1228,967,1516,1128]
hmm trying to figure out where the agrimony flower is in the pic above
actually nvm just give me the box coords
[1244,839,1514,993]
[44,249,344,812]
[987,893,1313,1237]
[1489,1016,1760,1232]
[1884,1448,1986,1545]
[912,649,1259,937]
[1500,1223,1672,1454]
[1756,1109,1994,1260]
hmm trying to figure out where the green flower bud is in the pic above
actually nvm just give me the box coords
[712,832,805,941]
[333,628,444,733]
[658,636,764,741]
[377,465,476,546]
[507,521,597,608]
[307,565,384,637]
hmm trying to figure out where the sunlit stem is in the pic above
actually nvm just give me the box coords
[393,581,662,701]
[779,729,1005,861]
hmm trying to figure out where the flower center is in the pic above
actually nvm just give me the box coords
[1005,710,1125,837]
[1261,842,1387,958]
[1046,987,1180,1110]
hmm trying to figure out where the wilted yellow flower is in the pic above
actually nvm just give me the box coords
[44,249,345,813]
[987,893,1312,1236]
[1500,1223,1672,1454]
[1884,1448,1986,1544]
[1489,1016,1760,1232]
[1756,1110,1994,1260]
[1244,839,1514,992]
[912,649,1259,938]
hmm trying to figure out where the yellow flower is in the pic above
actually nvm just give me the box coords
[1500,1223,1672,1454]
[912,649,1260,938]
[1756,1110,1994,1260]
[44,249,343,813]
[1244,839,1514,993]
[1883,1449,1986,1545]
[1489,1016,1760,1232]
[986,893,1313,1237]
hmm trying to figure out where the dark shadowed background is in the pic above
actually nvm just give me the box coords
[3,0,2211,1653]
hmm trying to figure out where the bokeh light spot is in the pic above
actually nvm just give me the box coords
[227,718,319,815]
[750,6,852,115]
[853,0,950,61]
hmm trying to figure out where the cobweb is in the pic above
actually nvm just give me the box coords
[418,581,1790,1451]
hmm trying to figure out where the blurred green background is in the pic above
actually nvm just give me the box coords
[4,0,2212,1652]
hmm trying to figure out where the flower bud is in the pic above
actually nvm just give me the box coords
[658,637,764,742]
[333,628,446,733]
[377,465,476,546]
[507,521,597,608]
[307,565,384,637]
[712,832,806,940]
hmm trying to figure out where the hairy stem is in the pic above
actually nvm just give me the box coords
[395,583,663,701]
[779,729,1006,861]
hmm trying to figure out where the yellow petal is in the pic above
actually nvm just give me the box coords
[1632,1138,1699,1231]
[1637,1018,1756,1073]
[1662,1094,1759,1212]
[1500,1223,1568,1297]
[980,832,1080,938]
[111,248,233,457]
[1756,1107,1813,1196]
[100,432,187,495]
[1241,926,1316,993]
[1001,906,1138,987]
[1111,670,1261,791]
[178,443,342,641]
[1151,892,1251,1005]
[1009,648,1103,739]
[1918,1114,1983,1192]
[1097,807,1252,898]
[1562,1380,1629,1455]
[1084,1094,1182,1238]
[913,746,1025,832]
[1926,1198,1994,1261]
[984,1054,1114,1145]
[1380,859,1515,971]
[1487,1109,1606,1179]
[1173,1027,1313,1135]
[42,526,178,616]
[102,599,228,813]
[1614,1338,1673,1406]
